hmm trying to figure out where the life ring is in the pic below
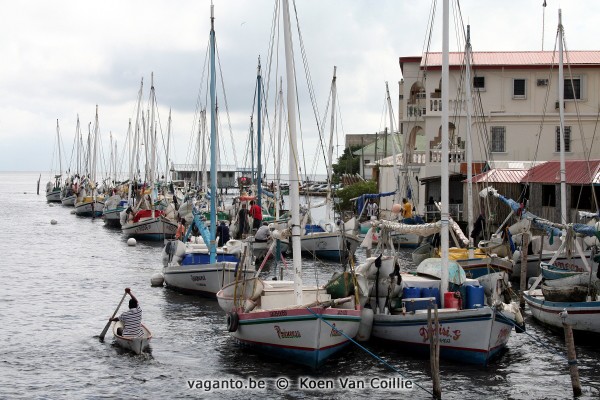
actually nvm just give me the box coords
[226,311,239,332]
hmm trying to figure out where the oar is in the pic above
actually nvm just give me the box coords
[99,291,127,341]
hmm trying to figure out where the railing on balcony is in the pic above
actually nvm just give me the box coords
[429,99,466,113]
[408,150,426,165]
[429,148,465,163]
[407,104,426,117]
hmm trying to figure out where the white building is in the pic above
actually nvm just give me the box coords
[393,50,600,216]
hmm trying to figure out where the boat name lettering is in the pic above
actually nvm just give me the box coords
[552,261,584,272]
[419,325,462,342]
[137,224,151,232]
[270,310,287,317]
[337,310,347,315]
[274,325,301,339]
[191,275,206,282]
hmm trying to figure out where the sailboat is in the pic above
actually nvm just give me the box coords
[74,107,105,217]
[121,75,178,240]
[523,10,600,335]
[46,120,63,203]
[60,117,81,207]
[161,5,254,297]
[298,68,361,262]
[216,0,361,369]
[360,0,522,365]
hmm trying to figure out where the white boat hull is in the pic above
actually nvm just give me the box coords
[46,190,61,203]
[524,290,600,334]
[122,217,177,241]
[112,321,152,355]
[231,306,361,368]
[300,232,360,261]
[163,262,253,297]
[61,194,76,206]
[102,208,123,227]
[372,307,514,365]
[74,200,105,217]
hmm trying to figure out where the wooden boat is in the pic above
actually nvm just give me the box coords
[541,284,589,302]
[540,262,584,280]
[112,321,152,355]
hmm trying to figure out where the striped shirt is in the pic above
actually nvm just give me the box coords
[120,306,143,337]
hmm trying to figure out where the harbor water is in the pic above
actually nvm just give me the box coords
[1,171,599,399]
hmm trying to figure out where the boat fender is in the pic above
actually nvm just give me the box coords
[226,312,239,332]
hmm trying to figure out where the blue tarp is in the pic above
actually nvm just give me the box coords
[356,191,396,216]
[497,194,599,239]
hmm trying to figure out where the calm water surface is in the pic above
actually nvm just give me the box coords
[1,171,599,399]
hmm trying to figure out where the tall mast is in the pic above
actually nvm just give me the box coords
[385,82,400,203]
[465,25,475,258]
[165,109,172,185]
[149,73,156,217]
[257,59,263,208]
[326,66,337,221]
[92,105,99,186]
[56,119,62,178]
[440,0,450,305]
[209,3,217,264]
[275,78,284,220]
[558,9,567,224]
[283,0,303,305]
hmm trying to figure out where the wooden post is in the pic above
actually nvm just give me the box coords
[562,321,582,396]
[519,233,530,308]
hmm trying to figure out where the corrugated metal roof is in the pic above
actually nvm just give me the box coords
[469,169,528,184]
[419,51,600,68]
[522,160,600,184]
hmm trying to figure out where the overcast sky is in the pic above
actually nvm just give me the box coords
[1,0,598,177]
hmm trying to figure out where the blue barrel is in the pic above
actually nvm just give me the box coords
[420,287,441,307]
[402,287,420,299]
[465,285,485,309]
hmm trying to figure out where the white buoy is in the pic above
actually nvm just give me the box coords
[50,219,58,225]
[70,210,76,214]
[127,238,137,246]
[150,273,164,287]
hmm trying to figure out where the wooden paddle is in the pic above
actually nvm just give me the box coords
[99,291,128,341]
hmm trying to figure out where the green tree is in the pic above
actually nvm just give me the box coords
[336,180,378,213]
[332,145,361,181]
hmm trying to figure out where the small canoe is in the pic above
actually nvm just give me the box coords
[112,321,152,355]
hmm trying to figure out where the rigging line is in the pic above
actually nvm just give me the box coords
[262,0,280,124]
[186,41,211,166]
[522,32,559,201]
[421,0,437,78]
[563,35,598,212]
[215,40,239,169]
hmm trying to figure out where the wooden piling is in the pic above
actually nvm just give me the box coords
[519,233,530,308]
[429,304,441,399]
[562,322,582,396]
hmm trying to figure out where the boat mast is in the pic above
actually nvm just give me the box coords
[558,9,567,224]
[149,73,156,218]
[385,82,400,204]
[209,3,217,264]
[92,105,99,193]
[165,109,172,186]
[326,66,337,221]
[76,115,81,178]
[465,25,474,258]
[257,59,263,208]
[283,0,303,305]
[440,0,450,305]
[56,119,62,180]
[275,78,283,220]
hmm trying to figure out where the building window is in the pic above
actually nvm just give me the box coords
[542,185,556,207]
[513,79,526,99]
[364,160,371,164]
[490,126,505,152]
[555,126,571,152]
[564,76,581,100]
[473,76,485,90]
